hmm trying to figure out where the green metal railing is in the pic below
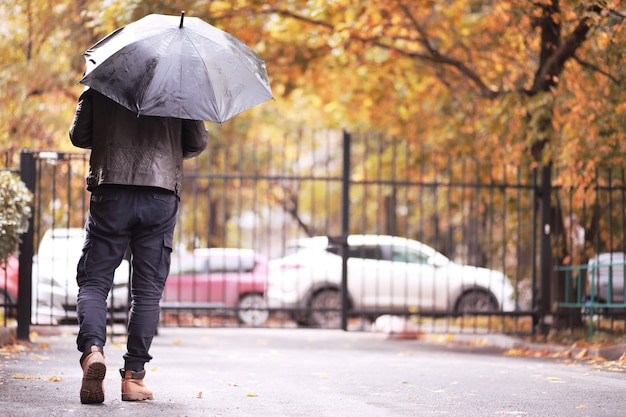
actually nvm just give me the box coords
[556,261,626,338]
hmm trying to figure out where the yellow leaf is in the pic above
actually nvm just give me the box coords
[14,374,39,380]
[246,393,259,397]
[504,348,526,356]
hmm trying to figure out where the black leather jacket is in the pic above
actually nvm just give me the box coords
[69,88,208,196]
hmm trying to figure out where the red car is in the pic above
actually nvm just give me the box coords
[162,248,269,326]
[0,255,19,318]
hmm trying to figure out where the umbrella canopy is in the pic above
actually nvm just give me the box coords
[79,13,273,123]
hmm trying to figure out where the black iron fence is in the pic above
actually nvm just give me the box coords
[4,131,626,339]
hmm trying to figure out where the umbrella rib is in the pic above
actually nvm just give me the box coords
[184,32,223,122]
[136,31,180,116]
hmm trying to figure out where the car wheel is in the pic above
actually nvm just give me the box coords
[455,290,498,313]
[309,289,342,328]
[237,293,269,327]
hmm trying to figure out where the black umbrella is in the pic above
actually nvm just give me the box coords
[79,12,273,123]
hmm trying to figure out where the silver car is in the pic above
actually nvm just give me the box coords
[267,235,516,328]
[587,252,626,306]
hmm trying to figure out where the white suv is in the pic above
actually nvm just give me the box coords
[267,235,516,328]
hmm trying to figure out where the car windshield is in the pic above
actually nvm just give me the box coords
[327,245,385,260]
[327,241,444,265]
[390,245,431,264]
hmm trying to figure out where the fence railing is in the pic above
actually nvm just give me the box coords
[555,260,626,338]
[3,132,626,340]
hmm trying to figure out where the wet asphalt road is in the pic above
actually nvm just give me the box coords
[1,326,625,417]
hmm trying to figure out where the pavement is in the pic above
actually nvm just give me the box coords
[1,322,625,417]
[3,320,624,360]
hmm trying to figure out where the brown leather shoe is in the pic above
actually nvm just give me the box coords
[80,346,106,404]
[120,369,153,401]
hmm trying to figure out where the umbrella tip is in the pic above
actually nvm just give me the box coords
[179,11,185,28]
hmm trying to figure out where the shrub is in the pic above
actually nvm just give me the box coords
[0,171,33,264]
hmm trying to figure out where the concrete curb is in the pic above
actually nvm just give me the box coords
[513,341,626,361]
[590,344,626,361]
[374,315,626,361]
[386,330,626,361]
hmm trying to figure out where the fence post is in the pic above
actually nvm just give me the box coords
[17,150,36,341]
[340,131,351,331]
[539,163,552,334]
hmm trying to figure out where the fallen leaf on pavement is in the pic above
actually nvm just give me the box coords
[504,348,529,356]
[574,349,588,359]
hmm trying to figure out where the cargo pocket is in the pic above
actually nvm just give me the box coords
[157,233,174,286]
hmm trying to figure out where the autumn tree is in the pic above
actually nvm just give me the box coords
[206,1,625,166]
[205,0,625,313]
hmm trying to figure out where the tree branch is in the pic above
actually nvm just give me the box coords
[529,16,593,94]
[529,4,604,95]
[608,8,626,20]
[396,1,500,99]
[266,7,334,30]
[255,5,502,99]
[258,4,608,99]
[573,55,622,85]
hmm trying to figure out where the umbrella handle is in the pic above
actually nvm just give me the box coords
[179,11,185,28]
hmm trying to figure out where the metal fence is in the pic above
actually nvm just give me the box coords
[4,131,626,339]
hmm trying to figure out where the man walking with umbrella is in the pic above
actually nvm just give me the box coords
[69,12,271,405]
[69,86,208,404]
